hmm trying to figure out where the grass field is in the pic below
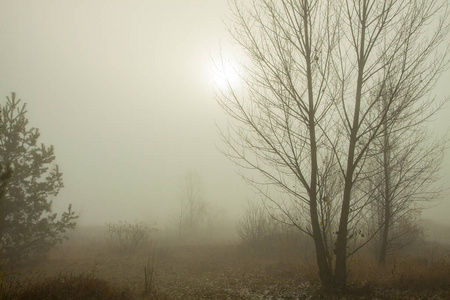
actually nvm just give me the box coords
[1,226,449,299]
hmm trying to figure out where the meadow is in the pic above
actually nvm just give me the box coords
[1,224,449,300]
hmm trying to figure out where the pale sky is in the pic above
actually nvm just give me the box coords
[0,0,449,226]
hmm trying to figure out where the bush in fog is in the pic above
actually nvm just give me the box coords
[0,93,78,266]
[236,201,309,258]
[236,201,278,245]
[105,220,155,253]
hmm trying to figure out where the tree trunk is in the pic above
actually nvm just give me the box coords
[378,219,389,265]
[334,1,368,288]
[379,93,391,265]
[334,174,353,288]
[312,228,334,287]
[302,0,334,288]
[0,165,11,252]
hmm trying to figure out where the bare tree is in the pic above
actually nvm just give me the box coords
[367,88,445,265]
[331,0,450,286]
[217,0,449,288]
[175,171,207,240]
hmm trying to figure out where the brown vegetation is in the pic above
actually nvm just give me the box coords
[0,226,448,299]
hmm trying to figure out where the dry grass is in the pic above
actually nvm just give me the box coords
[4,274,132,300]
[0,227,448,299]
[341,249,450,299]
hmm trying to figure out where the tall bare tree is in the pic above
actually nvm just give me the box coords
[367,88,445,265]
[217,0,449,288]
[332,1,449,282]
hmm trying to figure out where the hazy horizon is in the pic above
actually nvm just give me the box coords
[1,0,449,228]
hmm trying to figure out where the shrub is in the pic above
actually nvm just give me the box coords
[105,221,155,253]
[236,201,310,259]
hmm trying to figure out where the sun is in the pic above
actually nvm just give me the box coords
[209,56,241,90]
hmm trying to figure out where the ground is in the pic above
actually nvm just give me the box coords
[1,227,449,299]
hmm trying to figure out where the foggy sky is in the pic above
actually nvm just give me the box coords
[0,0,449,226]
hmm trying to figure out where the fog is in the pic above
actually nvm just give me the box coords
[0,0,449,229]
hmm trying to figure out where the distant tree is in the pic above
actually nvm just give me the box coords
[367,88,445,265]
[173,171,228,241]
[0,93,78,266]
[175,171,207,240]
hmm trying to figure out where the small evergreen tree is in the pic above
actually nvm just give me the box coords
[0,93,78,266]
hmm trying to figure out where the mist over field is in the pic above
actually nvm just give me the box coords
[1,1,449,228]
[1,1,449,299]
[0,0,253,228]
